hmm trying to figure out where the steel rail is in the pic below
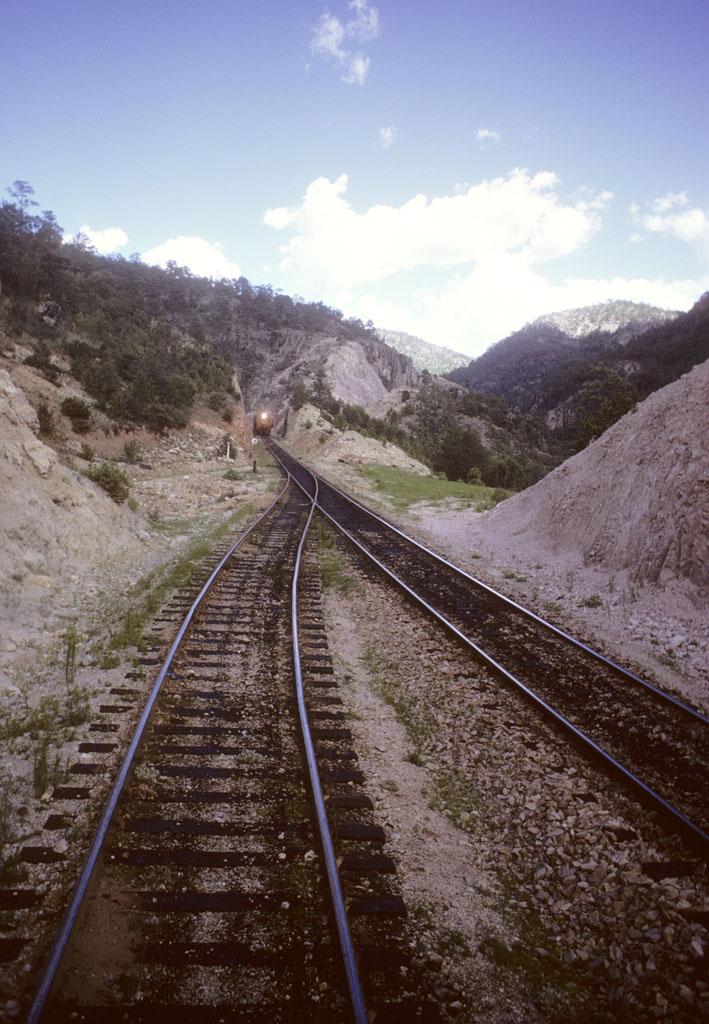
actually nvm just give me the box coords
[26,478,291,1024]
[280,448,369,1024]
[274,445,709,860]
[274,443,707,725]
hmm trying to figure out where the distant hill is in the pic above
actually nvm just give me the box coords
[377,328,468,374]
[448,297,708,449]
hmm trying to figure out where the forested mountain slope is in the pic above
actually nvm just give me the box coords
[449,297,709,450]
[0,186,417,430]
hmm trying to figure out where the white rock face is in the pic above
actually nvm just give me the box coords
[325,342,387,407]
[485,360,709,594]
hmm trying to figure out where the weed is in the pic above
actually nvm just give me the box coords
[64,623,79,688]
[317,524,361,595]
[0,777,12,846]
[405,750,423,766]
[578,594,603,608]
[223,468,244,481]
[565,571,575,591]
[79,442,95,461]
[33,738,50,797]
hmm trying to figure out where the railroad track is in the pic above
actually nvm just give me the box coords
[18,473,437,1023]
[270,441,709,862]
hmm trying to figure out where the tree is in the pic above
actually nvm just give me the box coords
[7,180,37,217]
[289,379,308,410]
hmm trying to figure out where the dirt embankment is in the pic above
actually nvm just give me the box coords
[283,402,430,475]
[484,359,709,595]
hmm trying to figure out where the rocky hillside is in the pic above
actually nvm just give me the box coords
[484,359,709,594]
[240,328,418,412]
[0,366,155,664]
[377,328,467,375]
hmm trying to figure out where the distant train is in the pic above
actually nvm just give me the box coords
[253,409,273,436]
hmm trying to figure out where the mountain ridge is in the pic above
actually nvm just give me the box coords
[377,327,468,374]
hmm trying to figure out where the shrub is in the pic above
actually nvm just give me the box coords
[222,407,233,423]
[79,442,94,461]
[37,401,54,436]
[86,461,131,503]
[223,468,244,481]
[61,396,92,433]
[24,341,60,383]
[122,438,141,463]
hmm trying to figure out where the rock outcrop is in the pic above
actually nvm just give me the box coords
[231,328,418,412]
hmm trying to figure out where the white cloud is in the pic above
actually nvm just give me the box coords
[264,171,706,355]
[476,127,501,148]
[631,192,709,259]
[347,0,380,40]
[65,224,129,254]
[264,169,608,293]
[379,125,396,148]
[651,191,689,214]
[311,0,380,85]
[141,236,242,279]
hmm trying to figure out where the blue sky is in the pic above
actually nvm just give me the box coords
[2,0,708,355]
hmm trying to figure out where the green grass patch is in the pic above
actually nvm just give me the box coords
[358,465,510,511]
[317,523,361,596]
